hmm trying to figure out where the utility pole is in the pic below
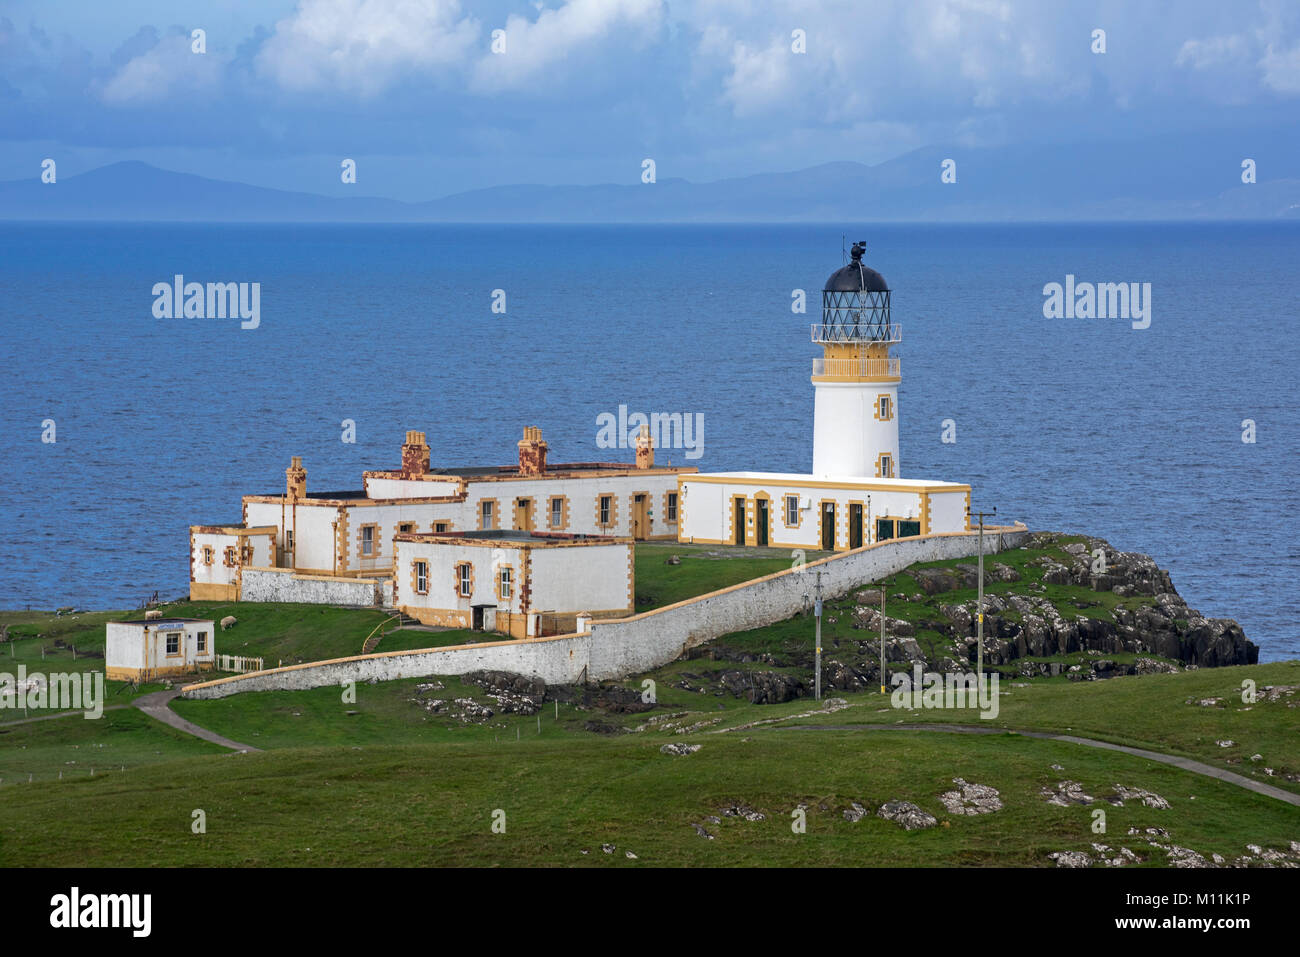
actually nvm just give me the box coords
[969,506,997,691]
[879,581,887,694]
[813,569,823,700]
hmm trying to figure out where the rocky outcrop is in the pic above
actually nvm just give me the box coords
[714,669,806,704]
[861,533,1256,670]
[877,800,938,830]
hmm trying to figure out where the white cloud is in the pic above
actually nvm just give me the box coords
[99,32,224,105]
[1175,34,1249,70]
[255,0,480,97]
[470,0,664,94]
[1259,42,1300,93]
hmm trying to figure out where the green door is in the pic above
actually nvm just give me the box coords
[849,504,863,548]
[821,503,836,550]
[756,499,769,546]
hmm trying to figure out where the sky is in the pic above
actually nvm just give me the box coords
[2,0,1299,201]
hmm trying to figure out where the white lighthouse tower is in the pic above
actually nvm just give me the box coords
[811,241,901,478]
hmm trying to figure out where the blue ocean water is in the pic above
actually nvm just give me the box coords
[0,222,1296,660]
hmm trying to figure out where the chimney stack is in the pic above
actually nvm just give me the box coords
[400,430,431,477]
[517,426,548,476]
[635,424,654,470]
[285,456,307,499]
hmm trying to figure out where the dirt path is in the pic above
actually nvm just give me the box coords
[134,690,261,752]
[783,722,1300,807]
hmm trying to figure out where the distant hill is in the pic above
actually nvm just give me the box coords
[4,131,1300,222]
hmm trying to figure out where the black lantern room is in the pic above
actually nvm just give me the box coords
[814,241,899,344]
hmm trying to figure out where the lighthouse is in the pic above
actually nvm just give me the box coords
[811,241,901,478]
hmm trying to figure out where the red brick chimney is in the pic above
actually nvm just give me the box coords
[635,424,654,470]
[285,456,307,499]
[400,430,430,477]
[517,426,548,476]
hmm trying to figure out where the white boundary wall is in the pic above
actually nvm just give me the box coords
[240,567,392,607]
[182,526,1027,699]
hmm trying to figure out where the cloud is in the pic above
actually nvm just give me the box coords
[99,30,225,105]
[1175,34,1249,70]
[1259,42,1300,93]
[470,0,664,94]
[255,0,480,97]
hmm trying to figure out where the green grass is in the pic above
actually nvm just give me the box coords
[785,661,1300,791]
[0,707,227,784]
[634,542,829,610]
[1,728,1294,867]
[3,539,1295,867]
[1,602,398,672]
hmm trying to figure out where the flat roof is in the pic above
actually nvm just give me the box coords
[396,529,626,545]
[110,618,214,627]
[685,471,969,489]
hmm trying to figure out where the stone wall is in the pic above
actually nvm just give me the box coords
[182,526,1027,699]
[240,568,391,607]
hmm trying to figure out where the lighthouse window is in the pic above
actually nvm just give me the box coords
[415,561,428,594]
[785,495,800,526]
[878,396,892,420]
[879,454,894,479]
[498,566,513,600]
[457,563,473,597]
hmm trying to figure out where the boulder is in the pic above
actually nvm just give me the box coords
[876,800,937,830]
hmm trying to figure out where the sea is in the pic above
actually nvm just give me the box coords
[1,222,1296,661]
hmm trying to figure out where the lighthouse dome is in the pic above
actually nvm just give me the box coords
[824,262,889,293]
[824,240,889,292]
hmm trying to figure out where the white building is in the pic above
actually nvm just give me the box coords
[105,618,215,682]
[191,426,692,603]
[393,529,633,638]
[678,242,972,550]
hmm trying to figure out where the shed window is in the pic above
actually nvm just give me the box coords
[458,563,472,597]
[362,526,375,556]
[550,497,564,528]
[196,631,207,653]
[481,501,496,529]
[599,496,612,526]
[415,561,428,594]
[165,633,181,656]
[666,492,678,523]
[785,495,799,526]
